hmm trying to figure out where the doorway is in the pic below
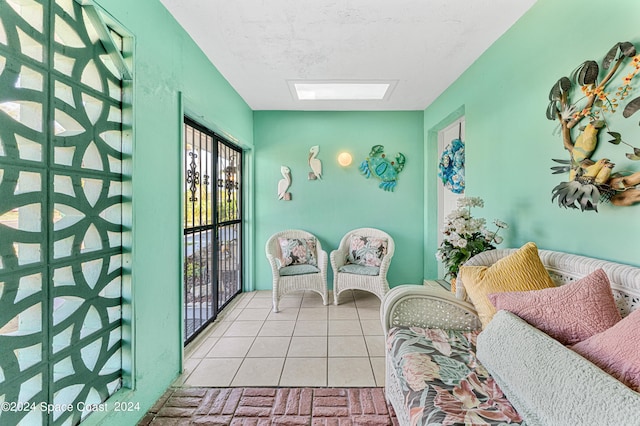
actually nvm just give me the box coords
[437,117,465,278]
[183,118,242,344]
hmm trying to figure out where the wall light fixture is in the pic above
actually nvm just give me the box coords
[337,152,353,167]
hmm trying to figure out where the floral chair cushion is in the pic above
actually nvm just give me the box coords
[387,326,524,426]
[278,237,317,267]
[347,235,387,267]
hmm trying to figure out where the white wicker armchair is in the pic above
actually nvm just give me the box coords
[330,227,395,305]
[265,229,329,312]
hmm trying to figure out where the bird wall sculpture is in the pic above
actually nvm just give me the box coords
[547,41,640,211]
[277,165,291,201]
[308,145,322,180]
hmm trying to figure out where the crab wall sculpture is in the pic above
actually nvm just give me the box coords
[359,145,406,191]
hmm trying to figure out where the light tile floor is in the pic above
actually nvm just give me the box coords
[176,290,386,388]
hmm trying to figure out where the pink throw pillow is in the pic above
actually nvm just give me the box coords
[487,269,622,345]
[571,309,640,392]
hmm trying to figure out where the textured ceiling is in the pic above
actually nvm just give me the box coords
[160,0,537,111]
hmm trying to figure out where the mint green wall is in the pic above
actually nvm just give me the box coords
[80,0,640,423]
[254,111,424,289]
[424,0,640,278]
[85,1,253,424]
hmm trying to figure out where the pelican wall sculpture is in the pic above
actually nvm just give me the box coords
[308,145,322,180]
[277,165,292,200]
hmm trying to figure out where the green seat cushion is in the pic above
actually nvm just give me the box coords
[338,263,380,276]
[279,264,320,276]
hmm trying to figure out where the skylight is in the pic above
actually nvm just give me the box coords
[293,83,391,100]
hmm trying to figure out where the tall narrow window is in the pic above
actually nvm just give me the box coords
[0,1,131,424]
[183,118,242,344]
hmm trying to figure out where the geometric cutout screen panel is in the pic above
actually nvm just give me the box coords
[0,0,130,424]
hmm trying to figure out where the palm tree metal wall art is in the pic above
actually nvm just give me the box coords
[547,41,640,211]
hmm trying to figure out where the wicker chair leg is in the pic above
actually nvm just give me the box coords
[320,290,329,305]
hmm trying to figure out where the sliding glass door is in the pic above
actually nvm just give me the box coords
[183,118,242,344]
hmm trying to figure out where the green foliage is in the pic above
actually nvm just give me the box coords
[437,235,496,279]
[435,197,506,280]
[185,185,239,226]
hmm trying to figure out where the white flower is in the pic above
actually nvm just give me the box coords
[494,219,508,229]
[457,197,484,208]
[436,196,507,279]
[469,218,486,233]
[451,218,467,234]
[445,209,464,222]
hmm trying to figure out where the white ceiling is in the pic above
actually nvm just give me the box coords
[160,0,537,111]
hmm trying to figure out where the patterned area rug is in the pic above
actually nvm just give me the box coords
[138,387,398,425]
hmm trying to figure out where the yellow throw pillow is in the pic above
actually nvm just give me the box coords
[460,242,555,328]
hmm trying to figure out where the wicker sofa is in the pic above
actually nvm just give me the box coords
[381,248,640,426]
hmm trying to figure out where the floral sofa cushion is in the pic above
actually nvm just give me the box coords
[347,235,387,267]
[387,326,524,426]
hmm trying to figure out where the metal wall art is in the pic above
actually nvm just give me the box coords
[547,41,640,211]
[277,166,292,200]
[359,145,406,191]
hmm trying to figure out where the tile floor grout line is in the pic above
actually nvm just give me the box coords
[181,289,386,388]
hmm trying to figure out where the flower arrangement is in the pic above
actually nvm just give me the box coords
[435,197,507,280]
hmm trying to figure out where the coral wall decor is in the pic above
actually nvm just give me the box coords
[308,145,322,180]
[547,41,640,211]
[277,165,292,200]
[438,137,465,194]
[359,145,406,191]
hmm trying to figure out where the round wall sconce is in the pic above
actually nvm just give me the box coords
[337,152,353,167]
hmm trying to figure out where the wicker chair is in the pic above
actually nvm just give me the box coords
[330,227,395,305]
[265,229,329,312]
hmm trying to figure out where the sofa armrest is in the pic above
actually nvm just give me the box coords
[477,311,640,426]
[381,285,481,334]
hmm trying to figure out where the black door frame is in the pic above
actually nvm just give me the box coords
[183,116,243,345]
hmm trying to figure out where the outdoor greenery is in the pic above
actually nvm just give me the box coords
[185,185,239,227]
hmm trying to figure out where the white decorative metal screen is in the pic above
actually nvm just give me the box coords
[0,0,130,424]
